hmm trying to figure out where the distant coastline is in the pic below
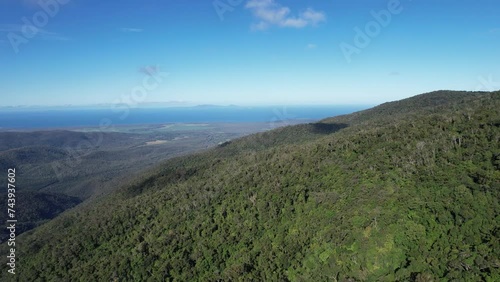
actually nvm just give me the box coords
[0,105,369,130]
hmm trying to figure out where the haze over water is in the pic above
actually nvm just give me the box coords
[0,106,367,129]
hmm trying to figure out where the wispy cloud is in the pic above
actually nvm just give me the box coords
[120,28,143,33]
[38,31,69,41]
[0,24,26,33]
[245,0,326,31]
[389,71,401,76]
[306,43,317,49]
[0,24,69,41]
[20,0,41,9]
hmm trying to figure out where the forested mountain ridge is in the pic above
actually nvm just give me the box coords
[1,91,499,281]
[322,90,491,126]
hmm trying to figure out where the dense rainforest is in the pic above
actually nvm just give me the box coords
[1,90,499,281]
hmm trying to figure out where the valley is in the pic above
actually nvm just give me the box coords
[0,122,287,243]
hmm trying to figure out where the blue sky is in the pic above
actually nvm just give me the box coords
[0,0,499,106]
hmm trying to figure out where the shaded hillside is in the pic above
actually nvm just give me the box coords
[2,91,499,281]
[0,130,138,151]
[0,146,69,171]
[210,122,348,158]
[0,191,81,243]
[0,123,272,240]
[0,128,235,200]
[0,131,150,199]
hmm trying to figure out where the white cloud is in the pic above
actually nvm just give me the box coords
[302,8,326,24]
[120,28,143,33]
[245,0,326,31]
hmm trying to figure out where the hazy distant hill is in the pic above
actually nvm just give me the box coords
[0,191,81,243]
[0,131,147,198]
[0,130,139,151]
[0,130,208,199]
[0,146,69,168]
[2,91,499,281]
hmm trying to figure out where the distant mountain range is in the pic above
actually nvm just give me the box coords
[0,102,367,111]
[0,101,198,111]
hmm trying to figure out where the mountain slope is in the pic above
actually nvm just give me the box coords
[0,191,81,243]
[322,90,490,126]
[2,91,499,281]
[0,130,137,151]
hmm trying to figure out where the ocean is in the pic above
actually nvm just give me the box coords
[0,105,369,130]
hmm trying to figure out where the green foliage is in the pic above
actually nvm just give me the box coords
[0,191,81,243]
[1,90,499,281]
